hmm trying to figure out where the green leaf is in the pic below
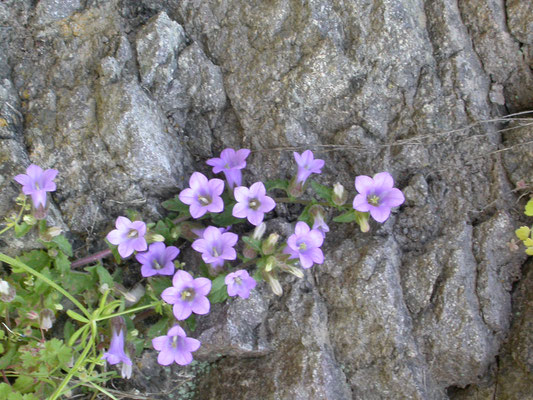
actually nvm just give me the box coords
[526,199,533,216]
[149,276,172,297]
[13,376,33,393]
[34,267,54,295]
[42,338,72,369]
[265,179,289,192]
[16,250,51,273]
[211,206,243,227]
[68,325,89,347]
[208,274,229,304]
[516,226,531,241]
[0,345,17,370]
[241,236,261,252]
[51,235,73,257]
[0,383,13,400]
[162,196,190,213]
[14,222,31,238]
[297,204,313,226]
[53,251,71,275]
[333,210,357,223]
[85,265,114,287]
[185,315,197,332]
[67,309,89,323]
[153,220,172,242]
[310,181,333,202]
[146,317,170,339]
[63,320,75,344]
[65,271,96,295]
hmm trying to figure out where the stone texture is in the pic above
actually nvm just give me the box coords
[0,0,532,398]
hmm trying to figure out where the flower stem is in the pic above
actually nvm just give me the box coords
[93,302,159,322]
[71,249,112,269]
[274,197,330,207]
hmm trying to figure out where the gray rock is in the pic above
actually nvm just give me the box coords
[34,0,84,25]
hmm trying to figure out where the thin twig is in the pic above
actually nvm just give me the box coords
[71,249,112,269]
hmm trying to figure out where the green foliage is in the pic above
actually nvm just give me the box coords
[333,210,357,223]
[208,274,229,304]
[525,199,533,216]
[310,181,333,202]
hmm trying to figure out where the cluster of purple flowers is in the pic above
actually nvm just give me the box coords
[14,151,405,374]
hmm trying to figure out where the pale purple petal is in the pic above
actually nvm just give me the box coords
[259,196,276,212]
[353,194,371,212]
[373,172,394,189]
[232,202,248,218]
[182,337,201,352]
[115,216,132,231]
[306,230,324,248]
[117,242,135,258]
[247,209,264,226]
[192,277,212,296]
[173,303,193,320]
[190,295,210,315]
[234,186,249,203]
[106,230,125,245]
[158,349,175,366]
[14,174,31,187]
[189,202,206,219]
[355,175,374,195]
[173,270,194,287]
[299,253,314,269]
[369,206,391,223]
[209,178,225,196]
[31,191,47,208]
[152,336,168,351]
[161,287,180,304]
[175,350,193,366]
[207,196,224,213]
[178,188,195,205]
[294,221,310,236]
[380,188,405,207]
[308,247,324,264]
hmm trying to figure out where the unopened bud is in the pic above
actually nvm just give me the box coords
[124,283,145,306]
[264,256,276,272]
[263,272,283,296]
[279,263,304,279]
[54,303,63,311]
[26,311,39,320]
[99,283,110,294]
[48,248,58,258]
[170,226,181,240]
[332,183,347,206]
[0,280,9,296]
[262,233,279,255]
[147,233,165,242]
[252,223,266,240]
[22,214,37,226]
[15,194,26,204]
[0,280,15,303]
[41,226,62,242]
[33,204,48,220]
[40,309,55,331]
[242,244,257,260]
[121,360,132,379]
[355,211,370,233]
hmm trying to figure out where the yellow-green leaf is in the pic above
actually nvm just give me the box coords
[525,238,533,247]
[66,309,89,323]
[525,199,533,216]
[526,247,533,256]
[516,226,531,241]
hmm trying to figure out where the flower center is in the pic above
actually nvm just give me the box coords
[234,276,242,285]
[35,182,40,190]
[153,260,162,270]
[248,198,260,210]
[224,163,230,169]
[367,195,380,206]
[212,247,220,257]
[172,335,179,348]
[198,195,211,206]
[180,288,195,301]
[298,242,307,251]
[127,229,138,239]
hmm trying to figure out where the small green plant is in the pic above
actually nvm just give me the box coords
[0,151,406,398]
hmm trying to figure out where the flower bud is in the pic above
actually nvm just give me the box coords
[170,226,181,240]
[99,283,110,294]
[124,283,145,306]
[263,271,282,296]
[262,233,279,255]
[264,256,276,272]
[22,214,37,226]
[252,222,266,240]
[0,281,15,303]
[15,194,26,204]
[355,211,370,233]
[279,263,304,279]
[332,182,347,206]
[54,303,64,311]
[0,280,9,296]
[146,233,165,243]
[41,226,62,242]
[40,309,55,331]
[242,244,257,260]
[26,311,39,320]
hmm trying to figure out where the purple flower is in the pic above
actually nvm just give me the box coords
[293,150,324,185]
[192,226,238,269]
[232,182,276,226]
[225,270,257,299]
[102,322,132,367]
[352,172,405,223]
[283,221,324,269]
[179,172,225,219]
[152,325,201,366]
[206,148,251,189]
[135,242,179,277]
[161,270,211,320]
[106,216,147,258]
[14,164,58,209]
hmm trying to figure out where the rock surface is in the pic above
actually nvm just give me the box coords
[0,0,532,398]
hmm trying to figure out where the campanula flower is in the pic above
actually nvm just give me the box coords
[102,317,132,367]
[352,172,405,223]
[152,325,201,366]
[106,216,147,258]
[161,270,211,320]
[14,164,58,212]
[225,270,257,299]
[206,148,251,189]
[310,205,329,237]
[283,221,324,269]
[293,150,324,185]
[232,182,276,226]
[192,226,238,269]
[135,242,179,277]
[179,172,224,219]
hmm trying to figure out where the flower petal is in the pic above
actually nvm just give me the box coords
[354,175,374,194]
[373,172,394,189]
[352,194,371,212]
[380,188,405,208]
[191,295,210,315]
[192,277,212,296]
[369,206,391,223]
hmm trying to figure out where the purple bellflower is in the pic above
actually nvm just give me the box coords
[352,172,405,223]
[179,172,224,219]
[106,217,147,258]
[293,150,324,185]
[152,325,201,366]
[225,270,257,299]
[135,242,179,277]
[206,148,251,189]
[102,318,132,368]
[14,164,58,211]
[233,182,276,226]
[284,221,324,269]
[192,226,238,269]
[161,270,211,320]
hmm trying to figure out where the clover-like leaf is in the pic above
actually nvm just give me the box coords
[516,226,531,241]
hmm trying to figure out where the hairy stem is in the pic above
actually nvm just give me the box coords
[71,248,112,269]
